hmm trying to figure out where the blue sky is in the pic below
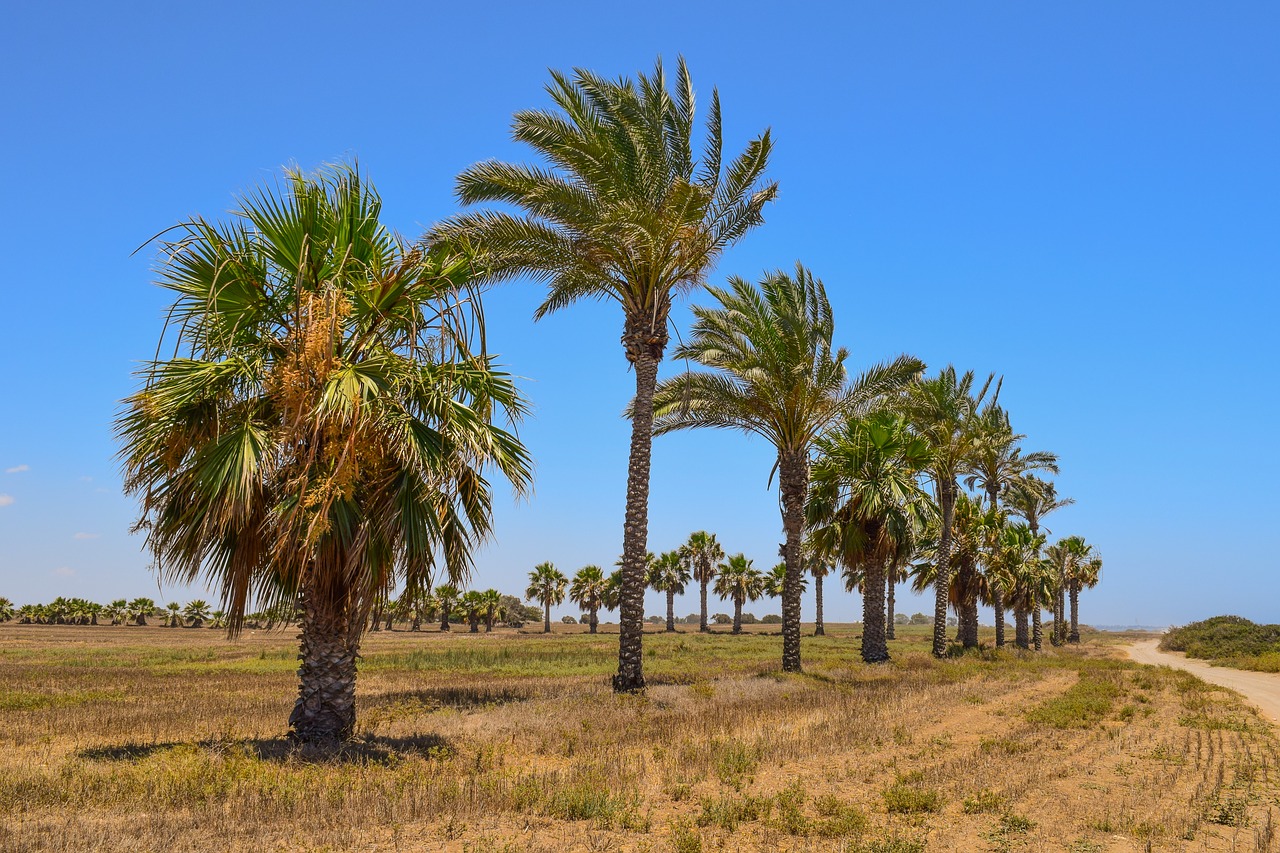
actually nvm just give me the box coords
[0,2,1276,625]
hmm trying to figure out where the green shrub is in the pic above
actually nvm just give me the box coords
[883,783,943,814]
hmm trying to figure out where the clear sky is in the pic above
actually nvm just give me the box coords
[0,2,1276,626]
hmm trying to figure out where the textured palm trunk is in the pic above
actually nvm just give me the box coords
[411,613,421,632]
[665,589,676,632]
[814,573,825,636]
[993,588,1006,648]
[886,568,897,640]
[699,579,709,633]
[1014,607,1029,649]
[931,480,957,658]
[1032,603,1043,651]
[614,340,662,693]
[485,616,494,633]
[384,612,393,631]
[589,605,599,634]
[1069,582,1081,643]
[543,600,551,634]
[290,589,357,746]
[778,449,809,673]
[468,614,479,633]
[955,562,979,648]
[861,560,889,663]
[733,596,743,634]
[1057,588,1068,645]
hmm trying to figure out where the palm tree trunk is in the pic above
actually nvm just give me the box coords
[1056,588,1067,645]
[469,615,479,633]
[1032,603,1043,651]
[614,341,662,693]
[290,589,357,746]
[1069,582,1080,643]
[699,578,709,633]
[439,610,449,632]
[1014,607,1029,649]
[666,589,676,632]
[814,573,825,636]
[932,480,957,658]
[886,569,897,640]
[861,560,889,663]
[385,612,393,631]
[733,596,743,634]
[589,605,599,634]
[543,600,551,634]
[411,613,421,632]
[778,449,809,673]
[993,588,1006,648]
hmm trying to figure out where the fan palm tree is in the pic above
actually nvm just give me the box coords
[438,57,777,693]
[994,523,1048,649]
[127,598,155,626]
[433,584,460,632]
[806,553,834,637]
[902,366,993,657]
[763,562,808,602]
[479,588,505,632]
[183,600,211,628]
[1068,547,1102,643]
[911,494,999,648]
[460,591,485,633]
[0,597,13,622]
[714,554,764,635]
[399,581,434,632]
[811,411,933,663]
[648,550,691,632]
[570,565,608,634]
[601,569,624,614]
[527,563,568,634]
[652,265,922,671]
[1006,475,1073,646]
[965,403,1058,647]
[681,531,723,633]
[117,164,533,745]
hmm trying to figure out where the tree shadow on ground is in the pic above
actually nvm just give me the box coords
[78,732,451,765]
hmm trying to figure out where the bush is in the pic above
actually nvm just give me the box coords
[894,613,909,625]
[909,613,930,625]
[739,612,758,625]
[684,613,700,624]
[646,615,664,624]
[712,613,732,625]
[761,614,782,624]
[561,615,576,624]
[883,784,943,814]
[1160,616,1280,661]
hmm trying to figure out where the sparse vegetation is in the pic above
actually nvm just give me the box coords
[1161,615,1280,672]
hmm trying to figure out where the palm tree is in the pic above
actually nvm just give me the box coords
[652,265,922,671]
[810,411,933,663]
[127,598,156,626]
[681,531,723,633]
[911,494,999,648]
[763,562,808,601]
[601,569,624,616]
[648,550,691,632]
[1068,546,1102,643]
[105,599,128,625]
[805,553,834,637]
[902,366,993,657]
[993,522,1048,649]
[713,554,764,635]
[116,165,532,745]
[0,597,13,622]
[433,584,460,632]
[400,581,433,632]
[965,403,1058,647]
[527,563,568,634]
[1006,475,1073,647]
[183,600,211,628]
[480,588,505,632]
[569,566,608,634]
[438,58,777,693]
[460,591,485,633]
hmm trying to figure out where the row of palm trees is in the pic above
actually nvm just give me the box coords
[111,55,1104,744]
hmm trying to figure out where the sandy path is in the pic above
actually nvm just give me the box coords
[1128,639,1280,725]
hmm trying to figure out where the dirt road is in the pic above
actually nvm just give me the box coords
[1128,639,1280,725]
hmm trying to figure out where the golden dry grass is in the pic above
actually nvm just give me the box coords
[1,623,1277,852]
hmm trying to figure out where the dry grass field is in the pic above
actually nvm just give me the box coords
[1,623,1277,852]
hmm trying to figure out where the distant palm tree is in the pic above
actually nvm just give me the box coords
[648,551,691,632]
[439,57,777,693]
[0,597,13,622]
[994,523,1048,649]
[460,591,485,633]
[432,585,460,632]
[1006,475,1073,647]
[714,554,764,635]
[527,563,568,634]
[902,367,993,657]
[911,494,999,648]
[479,589,505,632]
[115,164,532,744]
[652,265,922,671]
[601,569,624,616]
[183,600,211,628]
[804,551,834,637]
[400,582,433,632]
[128,598,156,626]
[105,599,128,626]
[570,566,608,634]
[763,562,808,600]
[681,531,724,633]
[1068,547,1102,643]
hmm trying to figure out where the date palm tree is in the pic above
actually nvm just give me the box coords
[527,563,568,634]
[810,411,933,662]
[902,366,993,657]
[911,494,999,648]
[652,264,921,671]
[681,531,723,633]
[994,522,1047,649]
[965,403,1058,647]
[438,57,777,693]
[714,554,764,635]
[117,164,532,745]
[1006,475,1073,646]
[570,565,608,634]
[648,550,691,632]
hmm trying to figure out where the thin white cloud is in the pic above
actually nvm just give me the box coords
[74,532,100,540]
[0,495,13,507]
[52,566,75,577]
[80,476,94,483]
[5,464,28,474]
